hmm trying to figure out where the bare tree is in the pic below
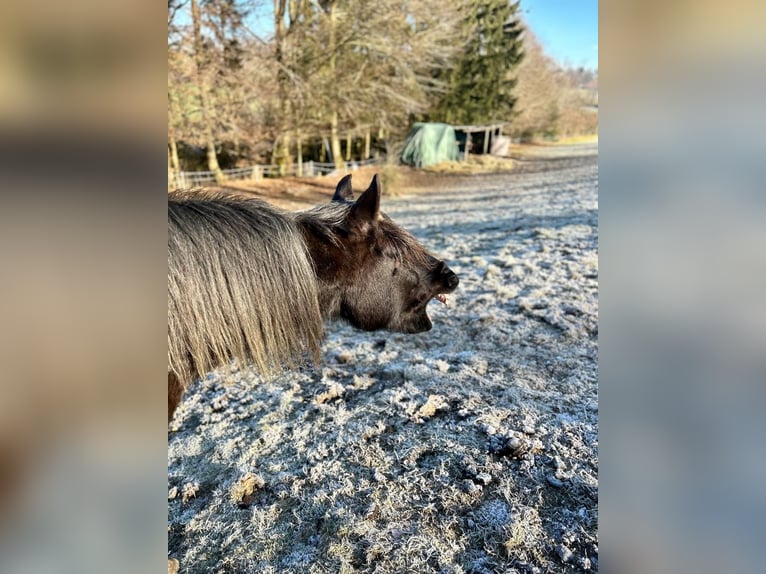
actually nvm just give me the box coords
[168,92,182,175]
[508,28,560,140]
[191,0,225,181]
[169,0,466,171]
[304,0,464,168]
[168,2,184,183]
[510,28,598,140]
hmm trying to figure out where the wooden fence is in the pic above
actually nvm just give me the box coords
[169,158,381,189]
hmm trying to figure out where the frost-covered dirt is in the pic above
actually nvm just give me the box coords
[169,144,598,573]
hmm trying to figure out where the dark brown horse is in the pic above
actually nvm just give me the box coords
[168,173,458,421]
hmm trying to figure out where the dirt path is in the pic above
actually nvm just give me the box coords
[169,143,599,573]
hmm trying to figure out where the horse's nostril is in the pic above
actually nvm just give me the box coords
[445,271,459,289]
[435,262,458,289]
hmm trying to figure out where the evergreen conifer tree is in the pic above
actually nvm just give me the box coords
[432,0,524,125]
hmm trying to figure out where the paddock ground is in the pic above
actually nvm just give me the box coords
[169,143,598,573]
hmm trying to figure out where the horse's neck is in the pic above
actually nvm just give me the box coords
[294,222,344,321]
[316,282,343,321]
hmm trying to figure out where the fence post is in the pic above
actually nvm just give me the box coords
[307,160,314,177]
[251,165,262,181]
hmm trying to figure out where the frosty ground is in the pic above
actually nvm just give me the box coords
[168,143,598,573]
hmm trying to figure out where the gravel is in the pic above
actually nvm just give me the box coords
[168,144,598,573]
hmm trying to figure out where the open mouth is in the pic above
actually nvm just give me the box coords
[433,294,449,305]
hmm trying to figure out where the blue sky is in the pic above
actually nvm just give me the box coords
[521,0,598,69]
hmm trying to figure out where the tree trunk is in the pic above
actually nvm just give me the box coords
[296,134,303,177]
[274,0,292,175]
[168,94,181,177]
[168,138,180,186]
[168,146,174,188]
[191,0,223,183]
[345,133,352,161]
[167,114,181,189]
[270,135,280,165]
[330,112,343,170]
[280,132,291,175]
[328,2,344,170]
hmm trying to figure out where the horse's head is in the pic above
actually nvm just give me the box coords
[298,173,459,334]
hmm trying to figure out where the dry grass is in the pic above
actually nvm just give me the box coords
[546,134,599,145]
[423,155,515,174]
[192,141,597,210]
[202,165,421,210]
[201,156,519,208]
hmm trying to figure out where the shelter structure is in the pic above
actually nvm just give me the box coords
[400,123,460,168]
[453,123,509,159]
[400,122,511,168]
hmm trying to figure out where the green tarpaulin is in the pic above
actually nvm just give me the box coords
[400,122,460,167]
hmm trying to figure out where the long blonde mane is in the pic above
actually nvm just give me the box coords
[168,191,323,389]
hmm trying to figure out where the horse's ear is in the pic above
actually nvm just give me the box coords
[349,174,381,226]
[333,174,354,201]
